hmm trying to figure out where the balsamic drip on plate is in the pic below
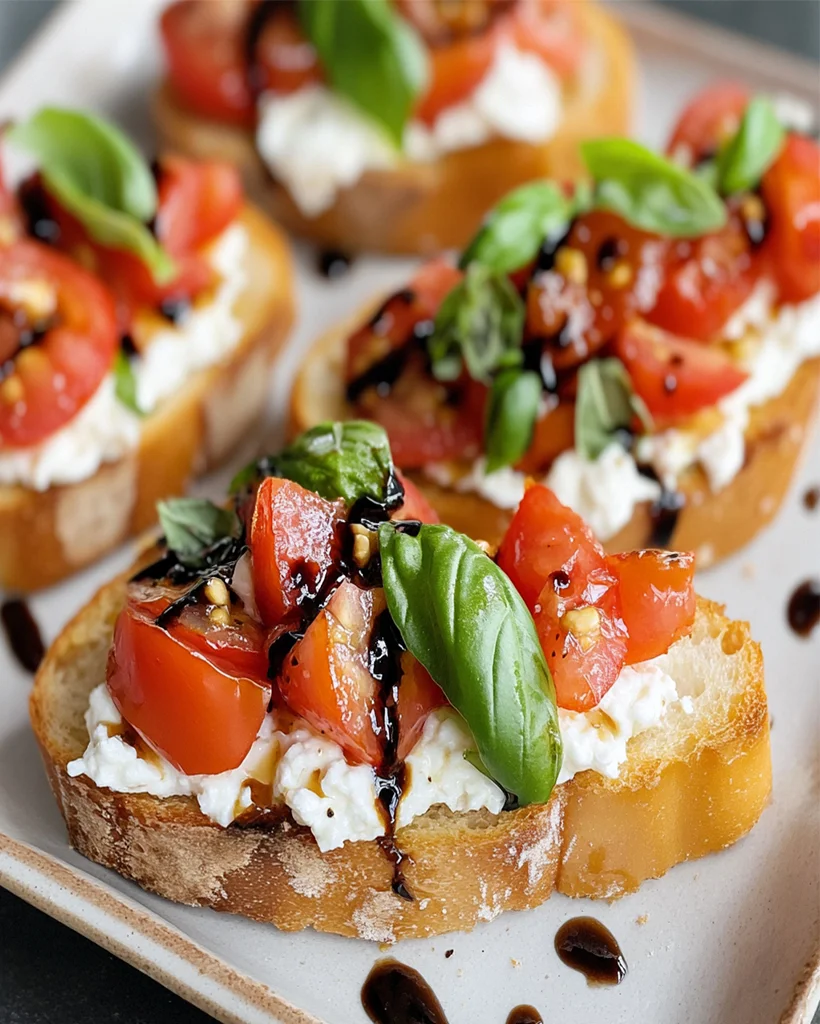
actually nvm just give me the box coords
[786,579,820,638]
[506,1006,543,1024]
[317,249,353,280]
[554,916,628,986]
[1,598,45,673]
[361,960,448,1024]
[802,485,820,512]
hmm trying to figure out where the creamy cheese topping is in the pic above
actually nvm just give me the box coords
[70,653,686,852]
[0,223,249,491]
[256,43,562,217]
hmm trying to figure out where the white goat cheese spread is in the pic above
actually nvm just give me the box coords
[0,223,248,491]
[255,43,562,217]
[70,653,687,852]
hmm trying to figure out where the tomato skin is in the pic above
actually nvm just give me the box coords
[606,549,696,665]
[107,602,270,776]
[614,320,747,422]
[666,82,751,165]
[0,240,118,448]
[507,0,585,80]
[761,134,820,304]
[396,652,446,761]
[415,21,500,126]
[250,477,344,627]
[160,0,255,125]
[515,400,575,473]
[156,156,243,255]
[393,470,440,524]
[647,210,759,342]
[252,7,322,94]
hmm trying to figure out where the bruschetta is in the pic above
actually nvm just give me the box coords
[153,0,634,254]
[31,421,770,940]
[0,107,294,591]
[291,86,820,565]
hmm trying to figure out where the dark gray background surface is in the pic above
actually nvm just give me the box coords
[0,2,817,1023]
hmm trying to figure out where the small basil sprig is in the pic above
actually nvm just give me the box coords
[298,0,427,147]
[715,96,784,196]
[158,498,241,566]
[8,108,174,283]
[379,523,562,805]
[113,350,142,416]
[575,357,652,461]
[231,421,396,506]
[460,181,578,274]
[582,138,727,238]
[485,368,541,473]
[428,263,524,383]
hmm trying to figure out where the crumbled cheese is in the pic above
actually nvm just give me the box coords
[255,44,562,217]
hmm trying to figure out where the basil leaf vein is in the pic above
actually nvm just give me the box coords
[298,0,427,147]
[484,368,541,474]
[582,137,727,237]
[428,263,525,383]
[575,357,652,461]
[716,96,785,196]
[8,108,175,283]
[379,523,562,805]
[158,498,241,565]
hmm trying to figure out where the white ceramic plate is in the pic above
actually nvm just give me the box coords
[0,3,818,1022]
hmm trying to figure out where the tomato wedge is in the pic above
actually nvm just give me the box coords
[250,476,344,627]
[606,550,696,664]
[507,0,586,80]
[393,470,440,524]
[614,320,747,422]
[666,82,751,165]
[0,240,118,448]
[515,400,575,474]
[251,6,322,95]
[108,599,271,776]
[761,134,820,304]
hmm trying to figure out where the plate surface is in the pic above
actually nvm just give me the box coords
[0,3,818,1023]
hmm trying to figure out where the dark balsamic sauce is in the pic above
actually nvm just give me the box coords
[1,598,45,673]
[317,249,353,280]
[18,178,60,244]
[506,1006,543,1024]
[361,960,448,1024]
[802,485,820,512]
[638,466,685,548]
[786,579,820,638]
[345,289,426,403]
[158,296,191,325]
[554,916,627,986]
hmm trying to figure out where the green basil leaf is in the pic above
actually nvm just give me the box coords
[298,0,427,147]
[485,368,541,473]
[428,263,525,384]
[582,138,727,237]
[230,421,395,505]
[715,96,785,196]
[575,357,653,461]
[113,350,143,416]
[379,523,562,805]
[8,108,175,284]
[157,498,241,565]
[460,181,575,274]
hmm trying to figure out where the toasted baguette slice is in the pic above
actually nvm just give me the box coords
[0,205,294,593]
[289,307,820,566]
[153,3,634,255]
[30,570,770,941]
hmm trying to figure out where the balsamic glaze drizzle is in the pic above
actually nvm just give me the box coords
[1,598,45,673]
[345,290,424,403]
[18,178,60,244]
[637,466,685,548]
[787,579,820,638]
[317,249,353,280]
[361,960,448,1024]
[554,916,628,986]
[506,1006,543,1024]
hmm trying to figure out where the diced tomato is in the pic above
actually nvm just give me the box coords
[0,240,118,448]
[396,652,446,761]
[647,209,759,342]
[393,470,440,524]
[507,0,586,80]
[413,18,501,126]
[606,549,696,664]
[666,82,751,166]
[155,156,243,255]
[107,599,271,776]
[614,320,747,422]
[761,134,820,303]
[251,6,322,94]
[515,400,575,473]
[526,210,667,370]
[250,477,344,627]
[160,0,255,125]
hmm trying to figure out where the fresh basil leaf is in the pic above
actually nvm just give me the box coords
[460,181,575,274]
[113,350,143,416]
[379,523,562,805]
[298,0,427,147]
[485,368,541,474]
[157,498,240,565]
[428,263,525,384]
[582,138,727,238]
[8,108,175,284]
[716,96,785,196]
[230,421,395,505]
[575,357,653,461]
